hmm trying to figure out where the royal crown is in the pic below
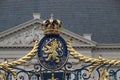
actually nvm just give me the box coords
[42,15,62,35]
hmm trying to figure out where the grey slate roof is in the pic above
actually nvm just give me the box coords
[0,0,120,43]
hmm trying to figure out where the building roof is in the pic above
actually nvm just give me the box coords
[0,0,120,43]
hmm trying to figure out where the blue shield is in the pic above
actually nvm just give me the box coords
[38,35,68,70]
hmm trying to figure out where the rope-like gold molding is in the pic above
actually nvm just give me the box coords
[0,71,6,80]
[67,40,120,80]
[67,40,120,66]
[0,39,120,80]
[0,41,39,80]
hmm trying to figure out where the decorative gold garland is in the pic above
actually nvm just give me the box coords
[66,40,120,66]
[66,40,120,80]
[0,41,39,80]
[0,39,120,80]
[8,41,39,67]
[0,71,6,80]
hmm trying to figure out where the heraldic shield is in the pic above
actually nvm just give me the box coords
[37,16,69,80]
[38,35,68,70]
[38,34,68,80]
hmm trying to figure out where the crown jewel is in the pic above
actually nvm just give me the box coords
[42,15,62,35]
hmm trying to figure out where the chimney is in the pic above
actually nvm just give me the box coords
[83,34,92,40]
[33,13,40,19]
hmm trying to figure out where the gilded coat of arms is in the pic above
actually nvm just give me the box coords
[38,35,68,70]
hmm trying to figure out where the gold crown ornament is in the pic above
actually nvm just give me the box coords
[42,14,62,35]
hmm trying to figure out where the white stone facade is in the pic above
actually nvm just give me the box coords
[0,18,120,80]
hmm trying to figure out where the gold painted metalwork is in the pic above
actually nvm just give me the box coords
[100,68,109,80]
[42,16,62,35]
[66,39,120,80]
[42,39,62,63]
[0,59,17,80]
[66,39,120,66]
[8,41,39,66]
[0,31,119,80]
[48,72,59,80]
[0,41,39,80]
[0,71,6,80]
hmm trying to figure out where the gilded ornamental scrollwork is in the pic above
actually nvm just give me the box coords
[0,16,120,80]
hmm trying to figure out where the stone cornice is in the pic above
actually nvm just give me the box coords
[0,44,120,50]
[0,19,43,38]
[61,29,97,45]
[73,44,120,49]
[0,45,33,48]
[95,44,120,49]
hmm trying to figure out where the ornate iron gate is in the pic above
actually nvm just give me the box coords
[0,16,120,80]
